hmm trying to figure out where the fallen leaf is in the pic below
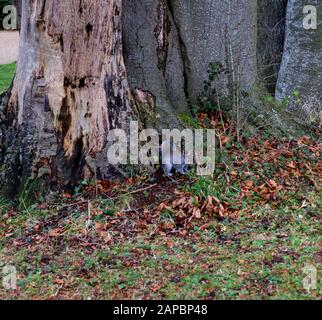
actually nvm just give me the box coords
[193,208,202,219]
[54,279,65,285]
[221,136,231,145]
[287,162,297,169]
[99,231,112,244]
[268,179,278,188]
[244,180,254,188]
[49,228,63,237]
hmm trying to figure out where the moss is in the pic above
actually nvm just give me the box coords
[179,112,202,129]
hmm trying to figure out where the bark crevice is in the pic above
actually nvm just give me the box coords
[167,0,191,105]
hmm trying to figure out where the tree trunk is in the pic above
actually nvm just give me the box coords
[0,0,261,200]
[168,0,258,104]
[122,0,189,129]
[276,0,322,124]
[0,0,138,199]
[257,0,287,94]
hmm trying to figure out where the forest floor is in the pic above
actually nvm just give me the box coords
[0,131,321,300]
[0,65,321,300]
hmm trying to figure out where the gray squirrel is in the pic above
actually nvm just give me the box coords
[161,140,188,176]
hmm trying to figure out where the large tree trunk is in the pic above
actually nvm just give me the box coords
[122,0,258,120]
[0,0,138,199]
[168,0,258,104]
[122,0,189,129]
[276,0,322,124]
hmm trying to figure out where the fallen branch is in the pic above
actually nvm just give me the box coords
[111,184,158,200]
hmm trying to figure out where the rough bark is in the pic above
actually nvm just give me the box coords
[123,0,258,109]
[257,0,287,94]
[123,0,189,129]
[168,0,258,105]
[0,0,136,199]
[276,0,322,124]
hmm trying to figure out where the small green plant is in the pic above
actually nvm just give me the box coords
[159,209,176,225]
[263,95,275,105]
[96,197,116,217]
[262,94,289,112]
[187,176,222,200]
[279,96,290,111]
[81,178,90,186]
[198,62,225,114]
[179,113,202,129]
[292,90,302,104]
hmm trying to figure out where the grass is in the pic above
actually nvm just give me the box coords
[0,190,320,299]
[0,62,16,93]
[0,133,320,300]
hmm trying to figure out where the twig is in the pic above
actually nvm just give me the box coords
[111,184,158,200]
[60,200,88,209]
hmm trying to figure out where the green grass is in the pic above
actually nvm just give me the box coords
[0,62,16,93]
[0,187,320,300]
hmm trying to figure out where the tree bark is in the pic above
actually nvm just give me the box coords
[123,0,189,129]
[257,0,287,94]
[168,0,258,104]
[1,0,137,199]
[276,0,322,124]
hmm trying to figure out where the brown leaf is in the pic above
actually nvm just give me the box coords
[151,284,162,293]
[220,136,231,145]
[268,179,278,188]
[99,231,112,244]
[54,278,65,285]
[244,180,254,188]
[163,262,172,272]
[179,230,188,237]
[158,203,168,211]
[212,196,221,204]
[193,208,202,219]
[230,171,238,177]
[63,193,72,199]
[49,228,63,237]
[166,241,175,249]
[95,222,107,233]
[287,161,297,169]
